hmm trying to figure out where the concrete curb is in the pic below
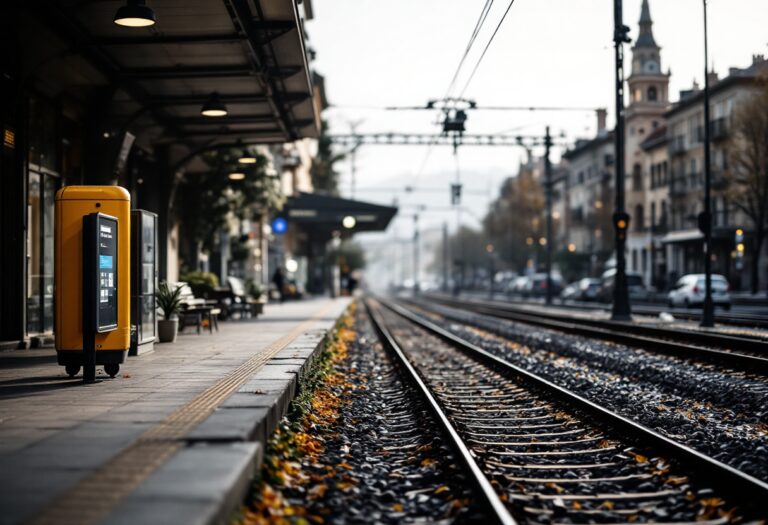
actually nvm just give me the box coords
[104,327,332,525]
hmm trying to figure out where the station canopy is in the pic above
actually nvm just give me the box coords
[283,192,398,236]
[24,0,319,151]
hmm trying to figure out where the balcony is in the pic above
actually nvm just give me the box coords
[669,136,686,156]
[669,176,688,197]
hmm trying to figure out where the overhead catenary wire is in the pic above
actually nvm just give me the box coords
[412,0,497,186]
[442,0,495,101]
[457,0,518,100]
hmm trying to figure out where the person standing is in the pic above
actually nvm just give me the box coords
[272,268,285,303]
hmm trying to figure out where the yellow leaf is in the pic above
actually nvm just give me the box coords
[308,484,328,500]
[435,485,450,494]
[392,503,404,512]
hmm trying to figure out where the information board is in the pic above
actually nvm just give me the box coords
[84,213,119,333]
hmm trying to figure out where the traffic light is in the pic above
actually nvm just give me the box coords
[734,228,745,270]
[697,211,712,235]
[451,183,462,206]
[613,211,630,241]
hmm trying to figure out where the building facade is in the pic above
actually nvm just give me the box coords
[663,55,768,290]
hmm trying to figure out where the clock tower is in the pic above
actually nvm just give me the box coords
[625,0,670,286]
[627,0,669,115]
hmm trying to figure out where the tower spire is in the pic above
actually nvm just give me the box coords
[636,0,657,48]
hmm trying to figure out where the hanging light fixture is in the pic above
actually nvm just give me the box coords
[228,172,246,181]
[200,92,227,117]
[114,0,156,27]
[238,150,257,164]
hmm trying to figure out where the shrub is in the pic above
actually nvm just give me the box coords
[180,271,219,298]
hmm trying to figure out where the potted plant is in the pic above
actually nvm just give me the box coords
[246,279,266,316]
[156,281,183,343]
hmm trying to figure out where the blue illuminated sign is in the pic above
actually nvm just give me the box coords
[271,217,288,235]
[99,255,113,269]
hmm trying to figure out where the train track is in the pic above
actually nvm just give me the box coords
[366,297,768,524]
[423,295,768,374]
[471,293,768,330]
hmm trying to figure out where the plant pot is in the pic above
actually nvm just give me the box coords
[158,319,178,343]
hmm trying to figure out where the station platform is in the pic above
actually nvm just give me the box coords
[0,297,351,525]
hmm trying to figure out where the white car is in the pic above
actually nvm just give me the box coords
[667,274,732,310]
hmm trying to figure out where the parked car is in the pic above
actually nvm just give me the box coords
[523,273,563,298]
[597,269,648,302]
[560,282,580,301]
[667,274,731,310]
[507,276,530,295]
[563,277,602,301]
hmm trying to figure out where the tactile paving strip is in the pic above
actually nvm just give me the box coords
[28,302,339,525]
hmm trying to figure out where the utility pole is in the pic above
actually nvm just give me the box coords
[700,0,715,327]
[487,244,495,300]
[611,0,632,320]
[544,126,554,306]
[413,213,420,295]
[442,222,449,293]
[348,120,363,199]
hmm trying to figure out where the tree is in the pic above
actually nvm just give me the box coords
[483,164,545,272]
[726,73,768,293]
[175,150,283,271]
[331,240,366,272]
[310,119,345,195]
[432,225,492,288]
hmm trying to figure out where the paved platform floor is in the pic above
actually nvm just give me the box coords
[0,297,350,525]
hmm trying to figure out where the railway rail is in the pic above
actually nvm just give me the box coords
[366,297,768,524]
[473,293,768,330]
[423,294,768,374]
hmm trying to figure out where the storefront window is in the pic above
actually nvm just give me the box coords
[26,94,60,336]
[27,173,41,334]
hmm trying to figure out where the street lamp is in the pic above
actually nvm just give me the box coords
[700,0,715,327]
[611,0,632,321]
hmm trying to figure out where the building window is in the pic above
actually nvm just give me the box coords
[632,163,643,191]
[648,86,658,101]
[635,204,645,232]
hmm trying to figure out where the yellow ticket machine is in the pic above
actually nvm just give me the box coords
[55,186,131,379]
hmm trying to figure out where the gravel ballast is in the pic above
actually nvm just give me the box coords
[407,299,768,481]
[235,304,485,524]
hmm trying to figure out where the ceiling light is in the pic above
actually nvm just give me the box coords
[342,216,356,229]
[114,0,156,27]
[228,172,245,181]
[238,155,257,164]
[201,92,227,117]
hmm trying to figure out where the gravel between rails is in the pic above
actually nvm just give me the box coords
[244,304,486,524]
[406,299,768,482]
[377,305,762,524]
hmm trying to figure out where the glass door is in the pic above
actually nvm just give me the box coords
[26,169,59,336]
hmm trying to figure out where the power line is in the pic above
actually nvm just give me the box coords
[415,0,496,186]
[443,0,495,101]
[457,0,518,99]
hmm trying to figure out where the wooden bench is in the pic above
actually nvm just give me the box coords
[176,282,221,334]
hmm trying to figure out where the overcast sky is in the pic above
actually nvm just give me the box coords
[307,0,768,284]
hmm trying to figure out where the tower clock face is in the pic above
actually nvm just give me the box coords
[645,62,657,73]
